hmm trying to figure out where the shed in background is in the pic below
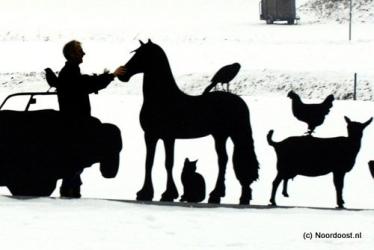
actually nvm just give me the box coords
[260,0,299,24]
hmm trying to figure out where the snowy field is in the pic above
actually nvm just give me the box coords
[0,0,374,249]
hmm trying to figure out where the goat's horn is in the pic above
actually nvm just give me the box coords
[364,117,373,127]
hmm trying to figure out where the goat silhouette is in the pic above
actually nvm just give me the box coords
[180,158,206,203]
[267,116,372,208]
[118,40,258,204]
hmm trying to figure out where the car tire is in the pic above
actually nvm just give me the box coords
[100,153,120,178]
[8,179,57,196]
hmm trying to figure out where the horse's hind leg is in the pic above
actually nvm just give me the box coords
[208,135,228,204]
[137,134,158,201]
[160,138,179,202]
[282,178,289,197]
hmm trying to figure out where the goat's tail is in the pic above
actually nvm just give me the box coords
[267,130,276,147]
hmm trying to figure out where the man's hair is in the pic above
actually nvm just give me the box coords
[63,40,81,60]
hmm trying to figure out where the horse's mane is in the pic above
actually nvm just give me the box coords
[147,43,171,70]
[144,42,178,88]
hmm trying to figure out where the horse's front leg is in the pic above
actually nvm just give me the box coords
[208,135,228,204]
[160,138,179,202]
[137,134,158,201]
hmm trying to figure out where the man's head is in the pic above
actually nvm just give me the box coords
[63,40,85,64]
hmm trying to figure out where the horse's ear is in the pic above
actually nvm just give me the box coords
[344,116,351,124]
[148,39,153,44]
[139,40,144,46]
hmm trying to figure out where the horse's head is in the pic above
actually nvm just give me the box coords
[118,39,164,82]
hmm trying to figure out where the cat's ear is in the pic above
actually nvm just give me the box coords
[192,160,198,165]
[184,158,190,164]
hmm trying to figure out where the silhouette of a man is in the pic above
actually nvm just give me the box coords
[57,40,125,198]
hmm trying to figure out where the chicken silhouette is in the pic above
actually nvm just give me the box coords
[288,91,334,135]
[203,63,241,94]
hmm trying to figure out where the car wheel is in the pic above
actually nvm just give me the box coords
[100,153,120,178]
[266,18,273,24]
[8,179,57,196]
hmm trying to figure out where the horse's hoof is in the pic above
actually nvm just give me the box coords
[180,195,186,202]
[239,188,252,205]
[209,187,226,199]
[160,196,175,202]
[239,200,250,205]
[337,204,345,209]
[136,195,153,201]
[282,193,289,198]
[269,199,277,206]
[208,196,221,204]
[239,197,250,205]
[160,191,178,202]
[136,190,153,201]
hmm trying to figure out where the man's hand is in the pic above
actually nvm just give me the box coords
[113,66,126,77]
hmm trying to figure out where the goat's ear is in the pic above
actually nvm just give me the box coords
[344,116,351,124]
[363,117,373,127]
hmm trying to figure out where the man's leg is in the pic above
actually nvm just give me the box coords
[60,170,83,198]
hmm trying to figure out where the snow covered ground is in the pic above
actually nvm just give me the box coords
[0,0,374,249]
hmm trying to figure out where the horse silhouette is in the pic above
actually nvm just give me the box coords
[119,40,259,204]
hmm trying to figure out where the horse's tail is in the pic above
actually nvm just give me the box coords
[231,124,259,184]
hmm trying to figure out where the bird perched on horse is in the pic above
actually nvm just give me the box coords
[288,90,334,135]
[203,63,241,94]
[45,68,59,91]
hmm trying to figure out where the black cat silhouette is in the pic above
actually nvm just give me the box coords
[180,158,206,203]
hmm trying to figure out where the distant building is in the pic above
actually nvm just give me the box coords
[260,0,299,24]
